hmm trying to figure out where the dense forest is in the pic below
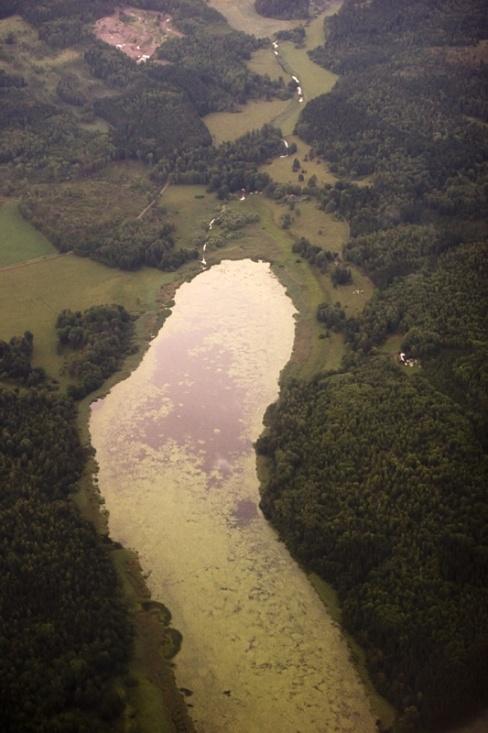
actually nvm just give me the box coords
[152,124,284,196]
[0,331,46,386]
[56,305,136,399]
[20,186,197,271]
[260,0,488,730]
[0,356,132,732]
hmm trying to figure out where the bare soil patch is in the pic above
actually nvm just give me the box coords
[94,5,182,63]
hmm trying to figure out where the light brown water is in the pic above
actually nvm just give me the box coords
[90,259,376,732]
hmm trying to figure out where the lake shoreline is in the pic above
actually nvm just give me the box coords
[89,258,379,732]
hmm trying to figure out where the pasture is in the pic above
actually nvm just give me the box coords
[0,254,171,382]
[0,200,55,266]
[207,0,297,36]
[204,98,289,144]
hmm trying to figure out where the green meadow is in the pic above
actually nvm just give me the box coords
[0,253,172,383]
[260,134,338,186]
[246,46,285,80]
[207,0,297,36]
[204,98,289,144]
[161,185,222,247]
[0,200,55,266]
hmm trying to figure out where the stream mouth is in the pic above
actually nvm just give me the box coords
[90,259,376,732]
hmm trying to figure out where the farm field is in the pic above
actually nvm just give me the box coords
[0,253,172,383]
[207,0,297,36]
[204,98,289,144]
[0,200,55,266]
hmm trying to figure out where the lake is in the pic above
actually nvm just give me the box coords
[90,259,375,732]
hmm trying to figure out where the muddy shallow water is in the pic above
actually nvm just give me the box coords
[90,259,376,733]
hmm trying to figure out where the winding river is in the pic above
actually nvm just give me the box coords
[90,259,376,732]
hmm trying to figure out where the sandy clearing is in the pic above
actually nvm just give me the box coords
[94,5,183,63]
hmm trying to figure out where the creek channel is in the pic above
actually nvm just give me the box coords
[90,258,376,732]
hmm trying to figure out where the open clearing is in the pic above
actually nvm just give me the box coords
[94,6,182,63]
[207,0,298,36]
[0,200,55,267]
[0,254,172,382]
[204,98,289,144]
[161,185,222,249]
[260,134,338,186]
[246,46,285,81]
[278,40,337,104]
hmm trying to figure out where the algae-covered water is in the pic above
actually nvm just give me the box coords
[90,259,376,733]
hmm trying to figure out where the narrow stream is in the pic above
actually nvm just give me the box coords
[90,259,376,732]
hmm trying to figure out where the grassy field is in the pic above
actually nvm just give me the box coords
[270,12,339,136]
[0,253,174,383]
[279,41,337,103]
[207,0,297,36]
[246,46,285,80]
[261,134,338,186]
[0,199,55,266]
[161,185,222,247]
[0,187,217,386]
[204,98,289,144]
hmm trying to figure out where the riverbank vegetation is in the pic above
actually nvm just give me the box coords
[260,0,488,730]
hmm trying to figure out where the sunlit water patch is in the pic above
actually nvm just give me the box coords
[90,259,375,733]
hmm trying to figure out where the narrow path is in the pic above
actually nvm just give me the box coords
[0,250,72,274]
[136,180,171,220]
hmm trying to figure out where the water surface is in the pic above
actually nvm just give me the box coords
[91,259,376,733]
